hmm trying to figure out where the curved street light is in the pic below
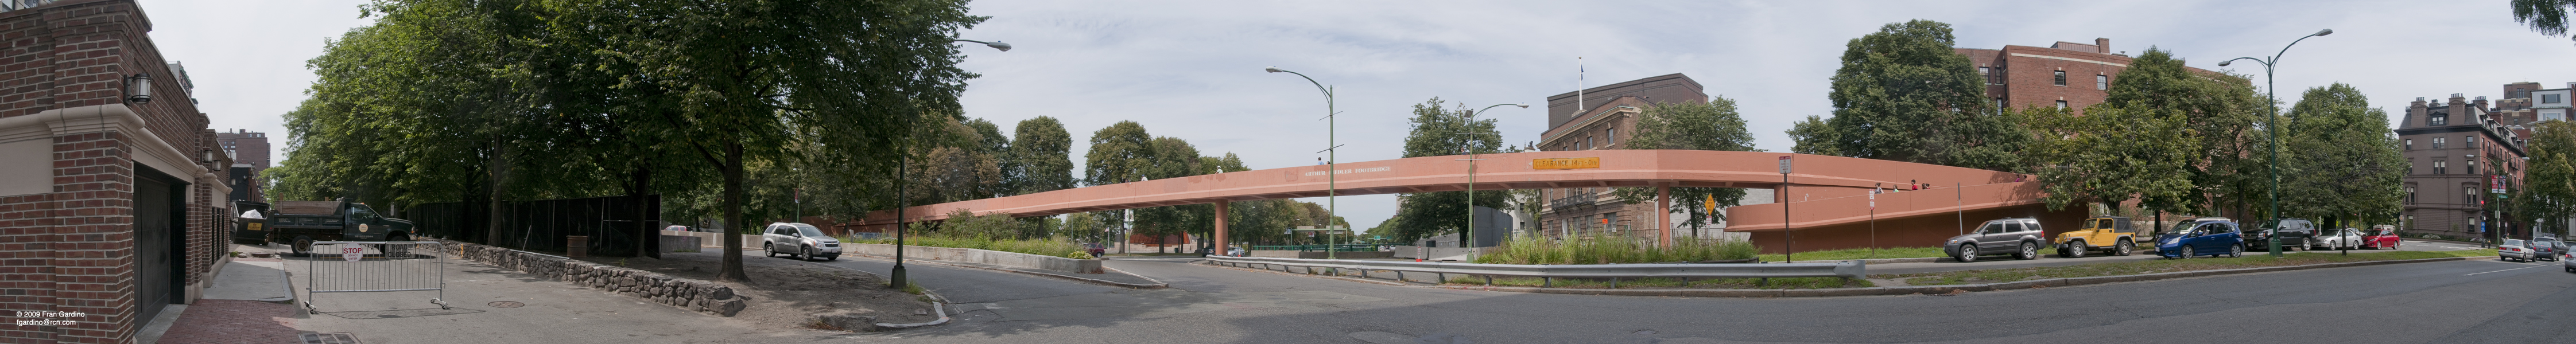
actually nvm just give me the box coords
[1266,67,1347,259]
[891,38,1012,288]
[2217,28,2330,257]
[1456,104,1525,261]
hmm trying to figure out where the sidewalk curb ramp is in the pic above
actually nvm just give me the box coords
[1201,256,2492,298]
[847,252,1168,289]
[801,261,952,331]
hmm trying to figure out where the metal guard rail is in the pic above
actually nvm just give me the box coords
[1202,256,1865,280]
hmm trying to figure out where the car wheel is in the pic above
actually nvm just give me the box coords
[2114,239,2134,256]
[289,236,315,257]
[2230,244,2245,257]
[2302,242,2313,251]
[2016,242,2038,260]
[764,243,777,257]
[804,246,821,261]
[2065,241,2087,259]
[2178,245,2194,259]
[1956,244,1979,263]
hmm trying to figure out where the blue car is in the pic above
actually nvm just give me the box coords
[2155,217,2246,259]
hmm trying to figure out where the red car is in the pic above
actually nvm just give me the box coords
[2360,225,2401,249]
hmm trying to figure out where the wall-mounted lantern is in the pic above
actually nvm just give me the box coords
[125,73,152,104]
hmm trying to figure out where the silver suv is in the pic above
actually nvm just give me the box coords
[762,222,842,261]
[1944,218,2048,263]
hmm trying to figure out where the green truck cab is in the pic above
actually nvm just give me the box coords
[270,200,416,256]
[2054,216,2137,258]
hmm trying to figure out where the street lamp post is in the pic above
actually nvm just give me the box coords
[889,38,1010,288]
[1452,104,1526,261]
[1266,67,1343,259]
[2218,28,2331,258]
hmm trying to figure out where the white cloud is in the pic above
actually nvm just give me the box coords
[143,1,2576,232]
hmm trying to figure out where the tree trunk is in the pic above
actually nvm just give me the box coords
[631,162,657,259]
[716,142,750,282]
[486,138,507,249]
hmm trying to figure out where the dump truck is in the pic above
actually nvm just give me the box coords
[270,200,416,256]
[2054,216,2138,257]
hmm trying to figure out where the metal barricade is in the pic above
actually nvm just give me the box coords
[304,241,450,312]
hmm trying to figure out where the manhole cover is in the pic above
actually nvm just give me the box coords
[301,333,361,344]
[488,301,525,308]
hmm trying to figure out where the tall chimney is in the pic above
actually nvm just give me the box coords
[2095,38,2110,53]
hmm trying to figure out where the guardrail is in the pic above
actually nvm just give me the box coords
[1202,255,1864,287]
[1249,244,1398,252]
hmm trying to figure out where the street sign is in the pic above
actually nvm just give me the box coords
[1704,194,1716,213]
[1868,190,1876,209]
[1778,156,1792,174]
[340,243,365,262]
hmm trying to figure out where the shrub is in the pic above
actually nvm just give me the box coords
[1475,232,1758,265]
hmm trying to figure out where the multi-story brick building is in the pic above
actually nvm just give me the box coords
[1953,38,2218,113]
[2397,91,2538,241]
[0,1,231,342]
[214,129,267,202]
[1533,73,1705,240]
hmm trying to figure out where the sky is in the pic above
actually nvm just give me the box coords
[143,1,2576,233]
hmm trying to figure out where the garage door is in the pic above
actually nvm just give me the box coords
[133,168,184,325]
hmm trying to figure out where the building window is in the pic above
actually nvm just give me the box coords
[2434,161,2446,174]
[2054,71,2067,86]
[2547,93,2564,104]
[2096,75,2108,90]
[1585,136,1594,150]
[2468,160,2477,175]
[1605,128,1616,146]
[1978,67,1989,75]
[2055,100,2068,110]
[2433,137,2446,149]
[2404,139,2412,150]
[2431,115,2447,126]
[2406,186,2415,203]
[2466,136,2477,148]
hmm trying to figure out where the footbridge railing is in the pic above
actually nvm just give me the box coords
[1202,256,1864,287]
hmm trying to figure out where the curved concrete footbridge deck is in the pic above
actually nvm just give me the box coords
[858,150,2085,254]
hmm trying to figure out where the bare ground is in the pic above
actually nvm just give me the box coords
[575,250,939,331]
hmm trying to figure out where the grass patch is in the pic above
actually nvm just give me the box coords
[1879,249,2496,286]
[1440,276,1872,290]
[848,235,1089,259]
[1475,233,1759,265]
[1759,247,1947,262]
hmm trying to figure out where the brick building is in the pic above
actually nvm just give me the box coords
[213,129,265,202]
[0,1,232,343]
[1533,73,1705,240]
[1953,38,2217,112]
[2396,89,2540,241]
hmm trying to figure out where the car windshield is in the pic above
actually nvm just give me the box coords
[2168,221,2197,234]
[793,224,827,237]
[2504,239,2525,247]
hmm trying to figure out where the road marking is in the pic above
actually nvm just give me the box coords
[2464,265,2548,276]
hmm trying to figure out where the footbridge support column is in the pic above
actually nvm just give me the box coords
[1657,185,1673,248]
[1214,200,1230,256]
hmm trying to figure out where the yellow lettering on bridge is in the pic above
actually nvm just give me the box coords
[1532,157,1600,170]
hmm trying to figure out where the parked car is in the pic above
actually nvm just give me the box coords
[2155,217,2245,259]
[2311,228,2364,251]
[2247,218,2318,251]
[1083,243,1106,257]
[2562,248,2575,273]
[2360,225,2402,249]
[760,222,841,261]
[2055,216,2137,258]
[2500,239,2536,262]
[2532,235,2562,262]
[1943,217,2048,263]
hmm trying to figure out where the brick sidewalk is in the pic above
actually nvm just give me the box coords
[155,300,298,344]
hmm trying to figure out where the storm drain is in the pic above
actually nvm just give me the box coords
[301,333,362,344]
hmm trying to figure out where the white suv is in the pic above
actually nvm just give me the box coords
[762,222,842,261]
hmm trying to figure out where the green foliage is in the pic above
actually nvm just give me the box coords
[1082,121,1154,230]
[1008,116,1077,196]
[1809,19,2022,170]
[2524,122,2576,236]
[2102,48,2269,216]
[1475,234,1759,265]
[1614,97,1758,229]
[2279,83,2406,227]
[1390,98,1510,242]
[1785,115,1842,156]
[2021,103,2199,213]
[2514,0,2575,41]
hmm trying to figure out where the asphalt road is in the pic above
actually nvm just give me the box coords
[816,253,2572,344]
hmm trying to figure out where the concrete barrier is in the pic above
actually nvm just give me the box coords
[1251,251,1395,259]
[843,244,1103,275]
[660,234,701,253]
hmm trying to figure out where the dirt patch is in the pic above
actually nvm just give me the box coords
[575,251,938,330]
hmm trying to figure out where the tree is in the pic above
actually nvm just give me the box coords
[1811,19,2018,170]
[2516,0,2576,43]
[1786,115,1842,155]
[1388,98,1508,242]
[1008,116,1077,196]
[2101,48,2268,217]
[1083,121,1155,245]
[2275,84,2406,229]
[2527,122,2576,236]
[1613,98,1760,237]
[2022,104,2199,216]
[1132,136,1212,253]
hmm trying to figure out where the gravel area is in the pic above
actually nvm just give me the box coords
[576,251,940,330]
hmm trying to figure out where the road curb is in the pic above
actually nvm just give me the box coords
[801,261,952,331]
[847,253,1168,289]
[1189,259,1412,286]
[1409,256,2494,298]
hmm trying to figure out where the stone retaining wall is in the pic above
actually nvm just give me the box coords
[844,244,1103,274]
[445,241,747,316]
